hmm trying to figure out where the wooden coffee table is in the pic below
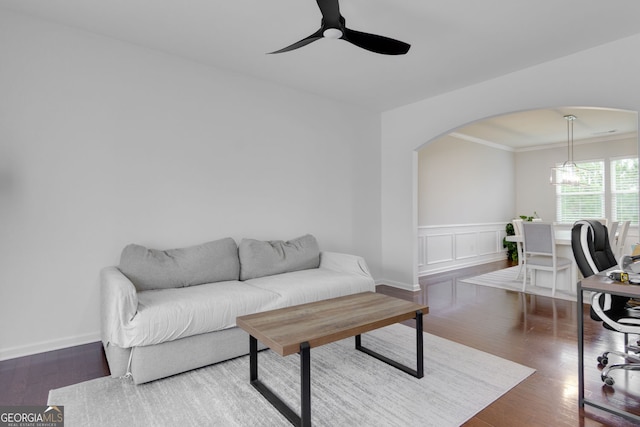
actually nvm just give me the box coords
[236,291,428,427]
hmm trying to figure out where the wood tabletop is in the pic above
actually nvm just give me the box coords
[236,292,428,356]
[580,272,640,298]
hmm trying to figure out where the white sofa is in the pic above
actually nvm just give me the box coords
[101,235,375,384]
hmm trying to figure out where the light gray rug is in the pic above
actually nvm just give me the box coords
[461,266,577,302]
[48,324,534,427]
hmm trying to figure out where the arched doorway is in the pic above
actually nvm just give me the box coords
[416,107,638,277]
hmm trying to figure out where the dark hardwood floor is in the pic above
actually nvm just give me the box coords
[0,341,110,406]
[2,260,640,426]
[378,260,640,427]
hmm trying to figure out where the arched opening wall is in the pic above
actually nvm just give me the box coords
[416,107,637,276]
[380,33,640,292]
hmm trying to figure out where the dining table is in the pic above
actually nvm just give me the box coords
[505,229,572,245]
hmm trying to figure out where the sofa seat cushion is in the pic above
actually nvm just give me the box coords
[244,268,375,308]
[116,281,280,348]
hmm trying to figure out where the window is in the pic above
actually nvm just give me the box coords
[555,160,605,223]
[611,157,639,222]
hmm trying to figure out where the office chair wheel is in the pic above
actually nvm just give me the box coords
[597,355,609,366]
[602,375,615,386]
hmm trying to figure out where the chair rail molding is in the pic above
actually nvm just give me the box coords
[418,222,507,276]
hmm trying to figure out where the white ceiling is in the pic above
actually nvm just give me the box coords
[1,0,639,146]
[3,0,640,112]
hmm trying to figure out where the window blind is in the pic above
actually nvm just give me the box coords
[611,157,639,222]
[556,161,605,223]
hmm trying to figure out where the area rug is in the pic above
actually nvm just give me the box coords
[461,266,577,302]
[48,324,534,427]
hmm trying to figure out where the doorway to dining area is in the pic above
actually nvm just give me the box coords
[417,107,638,278]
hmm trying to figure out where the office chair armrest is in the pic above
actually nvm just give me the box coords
[591,292,640,334]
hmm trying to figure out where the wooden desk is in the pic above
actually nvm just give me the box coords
[578,273,640,423]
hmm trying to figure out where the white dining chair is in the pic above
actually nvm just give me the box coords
[512,219,525,279]
[615,220,630,259]
[609,221,619,252]
[522,222,572,296]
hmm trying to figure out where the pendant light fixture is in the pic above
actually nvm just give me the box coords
[550,114,585,186]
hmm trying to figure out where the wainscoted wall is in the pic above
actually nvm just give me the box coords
[418,223,508,276]
[419,222,639,278]
[381,32,640,292]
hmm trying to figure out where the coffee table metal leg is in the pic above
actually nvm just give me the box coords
[249,335,312,427]
[250,335,258,382]
[416,310,424,378]
[300,342,311,427]
[355,310,424,378]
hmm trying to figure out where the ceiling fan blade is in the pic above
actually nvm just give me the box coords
[268,29,324,54]
[343,28,410,55]
[316,0,341,26]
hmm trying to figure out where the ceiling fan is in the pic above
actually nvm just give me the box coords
[269,0,410,55]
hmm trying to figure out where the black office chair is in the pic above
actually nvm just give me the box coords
[571,219,640,386]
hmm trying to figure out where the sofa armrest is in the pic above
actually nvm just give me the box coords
[100,266,138,346]
[319,251,373,278]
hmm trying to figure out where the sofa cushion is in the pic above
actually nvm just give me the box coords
[244,267,375,307]
[115,281,281,347]
[119,238,239,291]
[239,234,320,280]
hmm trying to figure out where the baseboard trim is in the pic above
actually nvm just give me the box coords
[376,279,421,292]
[0,332,101,361]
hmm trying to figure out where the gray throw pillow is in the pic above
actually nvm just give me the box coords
[239,234,320,281]
[119,237,240,291]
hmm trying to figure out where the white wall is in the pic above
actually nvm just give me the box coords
[418,128,636,228]
[416,135,515,277]
[0,11,382,359]
[418,135,515,226]
[381,33,640,290]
